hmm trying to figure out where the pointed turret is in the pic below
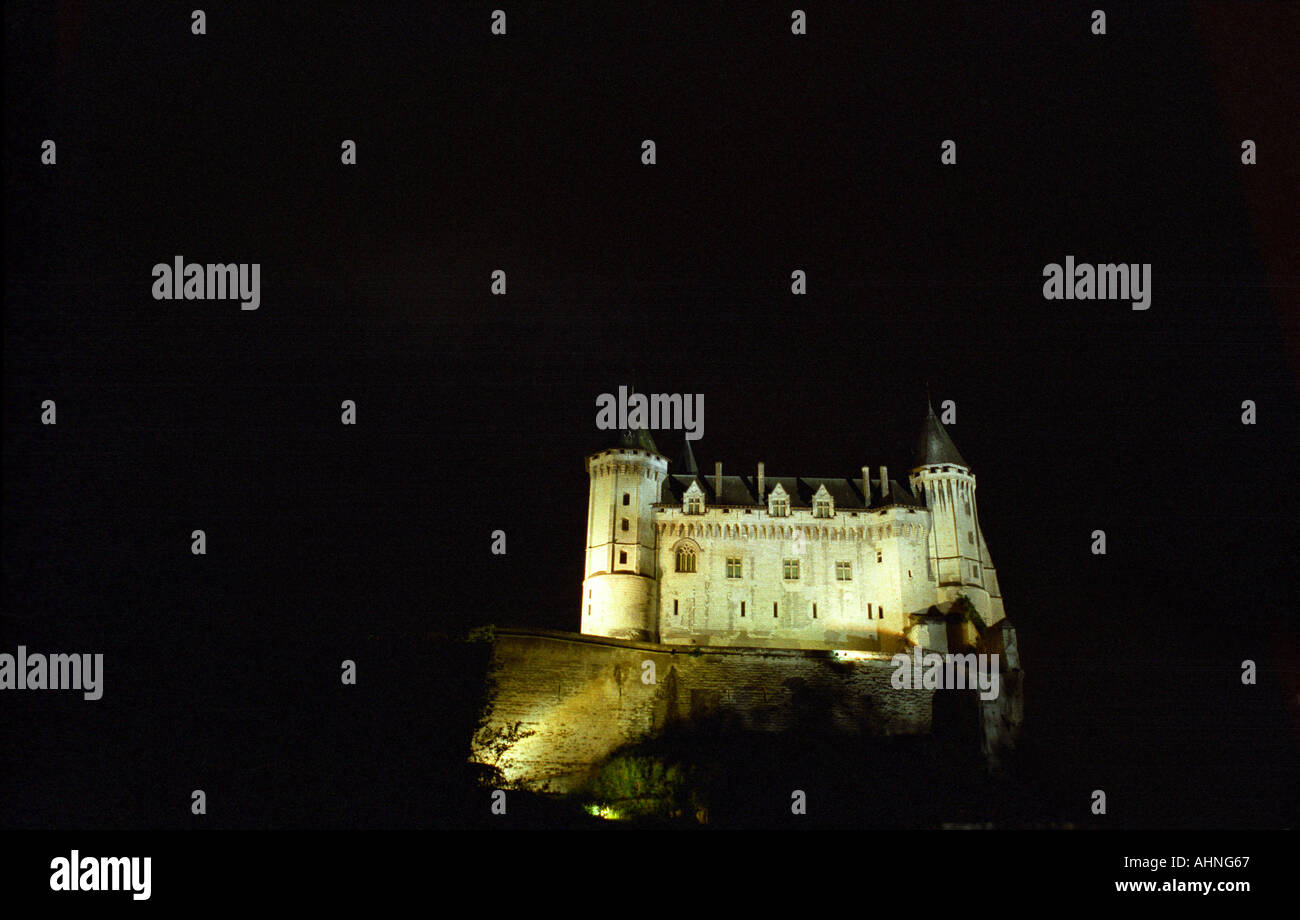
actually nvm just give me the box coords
[618,426,661,454]
[609,383,663,456]
[908,395,1004,629]
[914,400,966,468]
[677,436,700,476]
[583,390,668,642]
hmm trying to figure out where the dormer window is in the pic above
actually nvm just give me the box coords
[683,481,705,515]
[812,484,835,518]
[768,483,790,517]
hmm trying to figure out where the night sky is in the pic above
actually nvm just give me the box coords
[4,1,1297,829]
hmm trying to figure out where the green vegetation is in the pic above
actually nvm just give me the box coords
[583,753,709,823]
[946,594,986,635]
[464,624,497,644]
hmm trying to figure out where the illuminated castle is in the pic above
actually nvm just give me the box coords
[580,402,1011,655]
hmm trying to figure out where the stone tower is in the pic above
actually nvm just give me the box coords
[908,402,1004,627]
[580,426,669,641]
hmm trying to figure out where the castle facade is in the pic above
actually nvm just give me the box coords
[580,403,1008,653]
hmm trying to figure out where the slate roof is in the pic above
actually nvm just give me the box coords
[660,473,921,508]
[647,402,964,509]
[677,437,700,476]
[914,401,967,467]
[616,426,662,455]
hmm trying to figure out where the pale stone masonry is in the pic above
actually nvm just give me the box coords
[471,407,1022,791]
[472,627,1023,792]
[580,402,1009,654]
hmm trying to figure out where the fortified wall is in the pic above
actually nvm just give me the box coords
[471,627,1022,794]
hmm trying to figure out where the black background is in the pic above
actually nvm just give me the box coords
[4,1,1297,830]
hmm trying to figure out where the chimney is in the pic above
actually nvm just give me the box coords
[862,466,871,505]
[714,462,723,500]
[878,465,888,503]
[757,462,765,501]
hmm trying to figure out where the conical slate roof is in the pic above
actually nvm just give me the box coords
[677,437,700,475]
[914,401,966,468]
[617,426,661,455]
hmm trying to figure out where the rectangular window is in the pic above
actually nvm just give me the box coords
[773,602,778,618]
[740,602,746,617]
[619,551,627,564]
[876,550,883,563]
[726,558,742,578]
[812,603,817,619]
[836,561,852,581]
[783,559,800,580]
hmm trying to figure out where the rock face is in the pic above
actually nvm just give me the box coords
[470,627,1022,794]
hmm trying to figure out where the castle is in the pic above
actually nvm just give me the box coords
[469,402,1021,796]
[580,401,1011,656]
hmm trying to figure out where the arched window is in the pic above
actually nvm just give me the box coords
[675,545,697,573]
[623,493,631,506]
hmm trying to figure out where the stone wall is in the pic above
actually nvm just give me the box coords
[654,505,934,651]
[471,627,1022,794]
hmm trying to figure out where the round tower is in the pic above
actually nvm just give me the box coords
[908,401,993,625]
[580,427,668,642]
